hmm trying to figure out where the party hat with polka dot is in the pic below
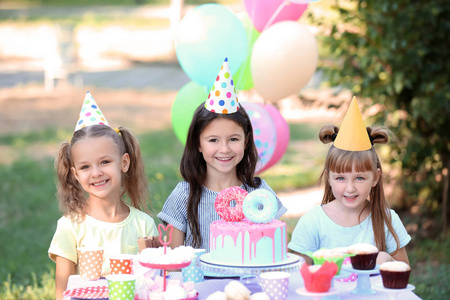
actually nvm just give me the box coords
[205,57,239,114]
[74,91,109,132]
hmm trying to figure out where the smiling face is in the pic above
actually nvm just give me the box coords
[328,166,380,211]
[198,118,246,180]
[70,136,129,203]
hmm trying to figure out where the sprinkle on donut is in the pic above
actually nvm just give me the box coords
[215,186,248,222]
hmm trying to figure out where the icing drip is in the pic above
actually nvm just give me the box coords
[210,219,286,264]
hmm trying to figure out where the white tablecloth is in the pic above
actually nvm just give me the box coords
[64,272,422,300]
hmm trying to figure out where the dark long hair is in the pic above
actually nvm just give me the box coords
[180,102,260,248]
[318,125,400,253]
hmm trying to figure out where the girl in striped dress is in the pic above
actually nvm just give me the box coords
[158,101,286,251]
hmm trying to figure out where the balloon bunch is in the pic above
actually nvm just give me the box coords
[172,1,320,172]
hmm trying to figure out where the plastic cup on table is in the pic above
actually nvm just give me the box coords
[182,248,206,283]
[259,271,290,300]
[77,246,104,280]
[106,274,136,300]
[109,254,134,275]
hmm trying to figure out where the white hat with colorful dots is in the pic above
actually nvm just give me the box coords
[204,57,239,114]
[74,91,109,132]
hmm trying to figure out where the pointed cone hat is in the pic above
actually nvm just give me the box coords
[204,57,239,114]
[334,96,372,151]
[74,91,109,132]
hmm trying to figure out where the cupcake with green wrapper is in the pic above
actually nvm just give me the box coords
[304,248,354,275]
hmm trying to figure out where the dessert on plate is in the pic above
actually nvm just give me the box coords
[300,261,338,293]
[310,248,348,275]
[209,188,289,266]
[379,261,411,289]
[347,243,379,270]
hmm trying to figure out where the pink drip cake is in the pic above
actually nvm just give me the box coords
[209,218,288,265]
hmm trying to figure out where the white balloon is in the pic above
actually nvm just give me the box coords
[251,21,318,101]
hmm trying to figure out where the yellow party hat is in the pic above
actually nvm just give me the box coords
[334,96,372,151]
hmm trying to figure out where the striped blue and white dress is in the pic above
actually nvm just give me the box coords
[157,180,287,252]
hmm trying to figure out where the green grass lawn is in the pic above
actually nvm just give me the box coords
[0,124,448,299]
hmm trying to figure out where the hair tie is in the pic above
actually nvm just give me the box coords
[369,133,376,144]
[331,133,338,141]
[114,128,120,134]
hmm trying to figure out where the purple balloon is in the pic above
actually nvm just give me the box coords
[259,104,290,173]
[240,102,276,172]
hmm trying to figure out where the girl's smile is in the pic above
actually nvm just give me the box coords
[328,167,380,210]
[70,136,129,202]
[199,118,246,178]
[92,179,109,187]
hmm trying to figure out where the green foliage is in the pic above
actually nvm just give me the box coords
[1,272,54,300]
[308,0,450,232]
[408,235,450,299]
[0,158,59,286]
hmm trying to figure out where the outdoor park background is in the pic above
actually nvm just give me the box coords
[0,0,448,299]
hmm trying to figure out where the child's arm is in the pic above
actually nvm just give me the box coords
[290,250,313,265]
[377,247,410,266]
[169,226,185,249]
[55,256,76,300]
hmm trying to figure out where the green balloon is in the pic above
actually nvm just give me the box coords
[234,16,261,91]
[171,81,208,145]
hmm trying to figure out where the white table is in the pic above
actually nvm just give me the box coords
[64,272,422,299]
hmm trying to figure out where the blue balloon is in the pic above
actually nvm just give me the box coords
[175,4,248,90]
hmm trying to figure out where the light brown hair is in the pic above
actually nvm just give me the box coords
[55,125,149,221]
[318,125,400,253]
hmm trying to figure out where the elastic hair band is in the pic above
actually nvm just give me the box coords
[369,133,378,145]
[114,128,120,134]
[331,133,337,141]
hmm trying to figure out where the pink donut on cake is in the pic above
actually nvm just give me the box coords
[215,187,248,222]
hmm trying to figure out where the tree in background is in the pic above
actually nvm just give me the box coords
[307,0,449,236]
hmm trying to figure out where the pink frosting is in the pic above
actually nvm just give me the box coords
[210,219,286,263]
[215,187,248,222]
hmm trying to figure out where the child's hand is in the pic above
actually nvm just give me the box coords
[138,236,163,251]
[376,251,394,264]
[152,236,163,248]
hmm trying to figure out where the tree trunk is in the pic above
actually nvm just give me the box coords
[442,157,449,237]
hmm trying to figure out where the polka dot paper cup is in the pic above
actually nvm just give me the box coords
[109,254,134,275]
[77,247,104,280]
[259,271,290,300]
[106,274,136,300]
[182,249,206,283]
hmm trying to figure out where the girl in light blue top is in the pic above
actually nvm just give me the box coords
[288,98,410,266]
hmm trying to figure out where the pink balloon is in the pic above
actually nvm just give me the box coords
[258,105,290,173]
[244,0,308,32]
[240,102,276,173]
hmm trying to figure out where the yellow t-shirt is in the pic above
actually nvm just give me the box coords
[48,206,157,274]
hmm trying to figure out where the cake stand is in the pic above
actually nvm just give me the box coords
[199,253,303,286]
[373,283,415,300]
[342,264,380,295]
[138,224,198,300]
[139,261,192,291]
